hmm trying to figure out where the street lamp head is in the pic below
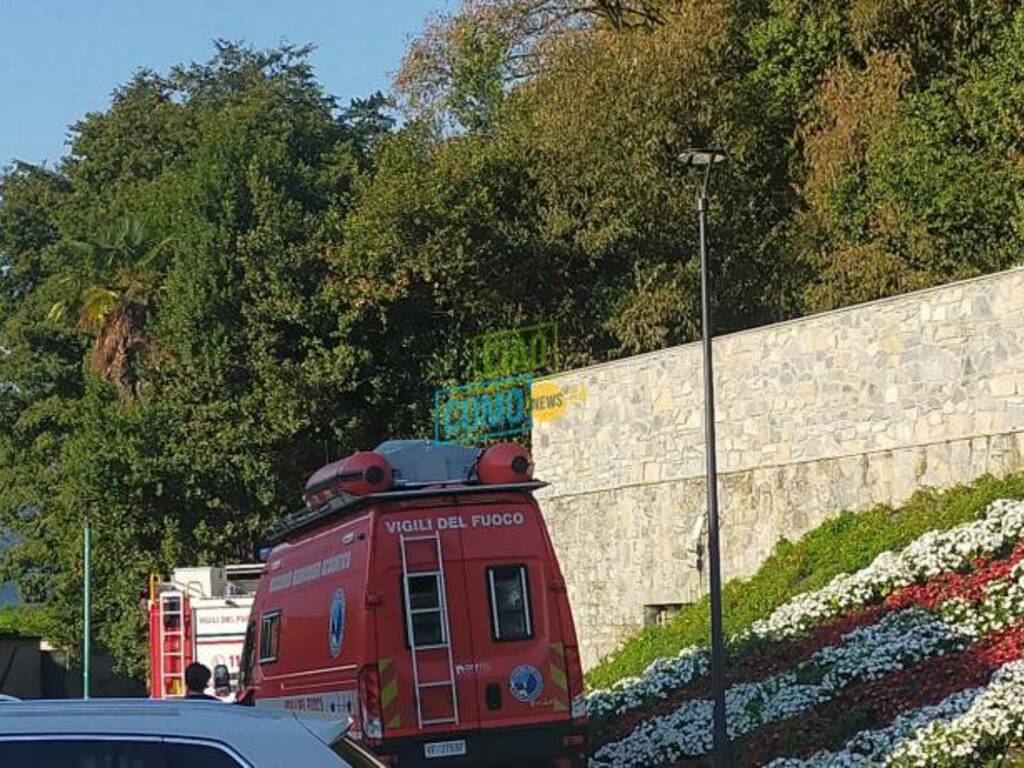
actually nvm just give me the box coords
[678,148,729,167]
[679,148,729,203]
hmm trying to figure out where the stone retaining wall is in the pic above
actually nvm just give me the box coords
[532,267,1024,669]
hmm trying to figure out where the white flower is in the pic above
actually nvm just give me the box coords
[765,660,1024,767]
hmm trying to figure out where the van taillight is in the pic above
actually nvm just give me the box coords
[564,645,587,721]
[359,665,384,743]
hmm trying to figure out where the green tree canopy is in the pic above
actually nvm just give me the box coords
[0,42,392,674]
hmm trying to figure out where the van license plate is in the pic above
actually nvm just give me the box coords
[424,740,467,758]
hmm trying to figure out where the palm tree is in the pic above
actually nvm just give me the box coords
[48,218,174,400]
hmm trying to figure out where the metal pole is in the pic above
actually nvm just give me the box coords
[698,190,730,766]
[83,520,91,699]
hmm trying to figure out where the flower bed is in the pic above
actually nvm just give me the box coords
[765,658,1024,767]
[593,540,1024,748]
[587,500,1024,723]
[739,620,1024,766]
[587,499,1024,767]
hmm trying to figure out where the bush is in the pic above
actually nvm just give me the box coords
[0,606,53,638]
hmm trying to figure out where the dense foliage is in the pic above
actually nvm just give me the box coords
[2,0,1024,676]
[0,44,394,672]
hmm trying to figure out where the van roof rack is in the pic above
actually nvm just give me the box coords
[267,440,545,547]
[375,440,481,486]
[265,480,547,546]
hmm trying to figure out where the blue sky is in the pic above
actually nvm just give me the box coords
[0,0,455,168]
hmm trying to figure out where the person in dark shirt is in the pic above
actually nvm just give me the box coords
[184,662,219,701]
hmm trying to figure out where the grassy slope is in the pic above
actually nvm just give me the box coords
[586,472,1024,691]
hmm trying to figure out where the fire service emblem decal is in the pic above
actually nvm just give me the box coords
[508,664,544,703]
[328,588,346,658]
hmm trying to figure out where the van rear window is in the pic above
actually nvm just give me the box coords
[487,566,533,641]
[259,611,281,663]
[403,574,447,647]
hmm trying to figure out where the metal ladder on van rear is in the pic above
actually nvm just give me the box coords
[399,532,460,728]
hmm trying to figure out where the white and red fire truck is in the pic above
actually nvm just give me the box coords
[147,564,263,699]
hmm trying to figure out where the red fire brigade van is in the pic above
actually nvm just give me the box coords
[238,440,587,767]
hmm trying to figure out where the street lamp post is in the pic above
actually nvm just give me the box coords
[679,147,731,767]
[83,518,91,699]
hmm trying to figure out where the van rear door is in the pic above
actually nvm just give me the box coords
[373,509,481,740]
[458,500,572,730]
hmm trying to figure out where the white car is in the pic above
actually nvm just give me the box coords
[0,698,386,767]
